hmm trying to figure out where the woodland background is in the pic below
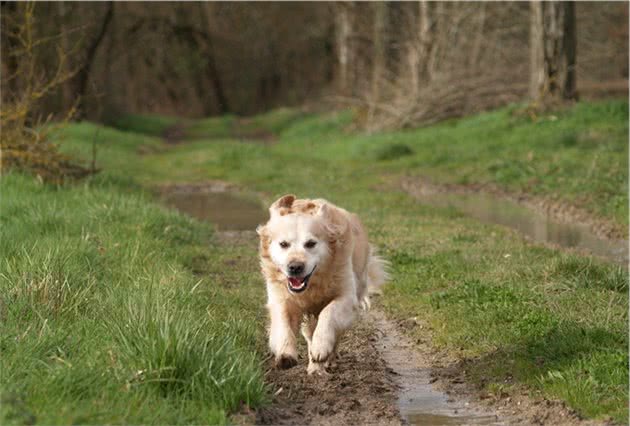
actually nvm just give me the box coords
[1,2,628,131]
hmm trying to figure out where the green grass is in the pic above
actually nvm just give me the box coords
[109,113,180,136]
[186,116,236,140]
[78,101,628,229]
[0,173,266,424]
[6,100,628,423]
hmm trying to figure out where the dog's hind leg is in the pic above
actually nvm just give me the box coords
[301,315,317,350]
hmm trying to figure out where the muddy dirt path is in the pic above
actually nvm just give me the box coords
[255,305,603,426]
[160,184,608,426]
[255,307,510,426]
[256,312,401,425]
[372,311,503,425]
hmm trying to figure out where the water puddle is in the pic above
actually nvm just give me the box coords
[371,311,505,425]
[408,190,628,266]
[159,184,267,231]
[398,372,500,426]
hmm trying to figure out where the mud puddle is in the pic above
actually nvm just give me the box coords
[405,185,628,266]
[158,182,267,231]
[256,312,401,425]
[256,309,511,426]
[372,311,505,426]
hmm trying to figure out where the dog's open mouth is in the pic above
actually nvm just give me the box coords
[287,266,316,293]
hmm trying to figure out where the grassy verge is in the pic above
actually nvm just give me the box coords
[108,113,181,137]
[0,172,267,424]
[87,100,628,229]
[8,100,628,423]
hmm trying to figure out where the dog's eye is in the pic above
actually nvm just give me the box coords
[304,240,317,249]
[279,241,290,249]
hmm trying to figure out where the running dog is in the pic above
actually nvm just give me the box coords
[257,194,389,375]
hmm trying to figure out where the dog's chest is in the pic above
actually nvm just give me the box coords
[288,277,338,313]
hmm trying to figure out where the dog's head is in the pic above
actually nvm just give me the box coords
[258,194,345,294]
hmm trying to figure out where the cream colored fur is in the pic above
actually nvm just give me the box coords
[257,194,389,375]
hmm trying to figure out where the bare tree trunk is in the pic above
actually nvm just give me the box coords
[406,8,419,99]
[335,2,353,96]
[200,3,229,115]
[367,2,387,125]
[404,1,434,101]
[417,1,434,82]
[529,0,577,103]
[467,3,486,71]
[1,1,20,103]
[56,2,74,112]
[171,10,229,115]
[74,1,114,118]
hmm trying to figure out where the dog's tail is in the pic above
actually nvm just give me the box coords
[361,245,390,310]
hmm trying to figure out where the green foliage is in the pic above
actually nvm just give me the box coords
[247,107,306,135]
[0,173,266,424]
[186,116,235,139]
[94,101,629,229]
[109,114,180,136]
[371,143,414,161]
[108,293,263,411]
[37,99,630,423]
[549,256,628,292]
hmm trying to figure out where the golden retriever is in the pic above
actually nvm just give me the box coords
[257,194,389,375]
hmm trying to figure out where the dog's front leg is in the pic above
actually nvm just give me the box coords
[309,297,355,373]
[268,303,299,369]
[302,316,327,375]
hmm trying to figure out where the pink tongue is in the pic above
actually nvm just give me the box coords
[288,277,302,287]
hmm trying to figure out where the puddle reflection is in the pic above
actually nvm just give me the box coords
[415,192,628,266]
[161,190,267,231]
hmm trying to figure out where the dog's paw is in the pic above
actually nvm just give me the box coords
[310,335,334,363]
[307,361,330,376]
[274,354,298,369]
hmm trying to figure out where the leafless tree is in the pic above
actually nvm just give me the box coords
[335,2,354,97]
[74,1,113,118]
[1,1,625,127]
[529,0,577,104]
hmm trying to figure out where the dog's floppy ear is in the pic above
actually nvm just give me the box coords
[317,203,348,241]
[317,203,331,218]
[269,194,296,217]
[256,224,271,252]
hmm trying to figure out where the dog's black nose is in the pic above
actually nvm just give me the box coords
[288,262,305,276]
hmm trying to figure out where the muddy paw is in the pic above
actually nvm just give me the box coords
[274,355,298,369]
[307,361,330,376]
[310,337,334,363]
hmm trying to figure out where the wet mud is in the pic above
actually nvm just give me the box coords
[372,311,504,425]
[256,316,401,425]
[158,182,267,231]
[402,178,628,267]
[157,181,611,425]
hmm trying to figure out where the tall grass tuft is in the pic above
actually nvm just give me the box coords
[108,291,265,413]
[0,172,266,424]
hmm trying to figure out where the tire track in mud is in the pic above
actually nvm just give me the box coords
[371,311,504,425]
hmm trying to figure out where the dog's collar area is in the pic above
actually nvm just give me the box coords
[287,265,317,293]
